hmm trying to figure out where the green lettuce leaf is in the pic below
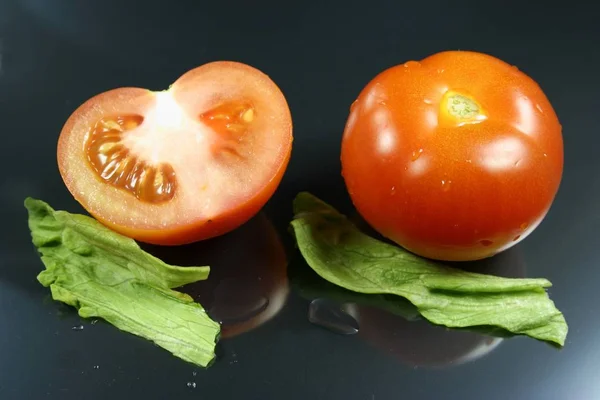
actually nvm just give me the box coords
[25,198,220,367]
[289,192,568,346]
[290,256,421,321]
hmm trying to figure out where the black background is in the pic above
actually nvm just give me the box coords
[1,0,599,399]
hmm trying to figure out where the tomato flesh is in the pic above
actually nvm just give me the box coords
[58,61,292,245]
[341,51,563,261]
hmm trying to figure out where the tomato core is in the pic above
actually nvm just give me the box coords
[84,91,262,206]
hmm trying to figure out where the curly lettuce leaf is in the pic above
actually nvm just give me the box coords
[25,198,220,367]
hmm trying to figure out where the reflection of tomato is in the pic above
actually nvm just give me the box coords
[341,51,563,261]
[352,246,525,367]
[58,61,292,245]
[144,212,289,339]
[354,305,503,368]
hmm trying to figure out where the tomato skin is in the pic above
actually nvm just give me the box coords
[341,51,563,261]
[91,173,288,246]
[57,61,292,245]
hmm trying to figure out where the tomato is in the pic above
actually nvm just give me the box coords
[341,51,563,261]
[58,61,292,245]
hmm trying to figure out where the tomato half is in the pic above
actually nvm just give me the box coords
[58,61,293,245]
[341,51,563,261]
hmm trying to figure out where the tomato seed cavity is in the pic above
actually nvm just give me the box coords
[199,101,255,137]
[86,116,178,204]
[200,101,256,161]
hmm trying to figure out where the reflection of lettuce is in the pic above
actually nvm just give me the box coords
[289,192,568,346]
[25,198,220,367]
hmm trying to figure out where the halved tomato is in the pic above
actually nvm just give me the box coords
[57,61,293,245]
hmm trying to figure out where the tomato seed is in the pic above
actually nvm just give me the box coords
[86,116,177,204]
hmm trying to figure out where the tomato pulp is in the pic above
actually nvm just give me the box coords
[341,51,563,261]
[58,61,293,245]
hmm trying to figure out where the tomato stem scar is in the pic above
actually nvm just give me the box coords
[440,91,486,125]
[447,94,479,119]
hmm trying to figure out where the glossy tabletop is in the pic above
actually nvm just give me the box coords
[1,1,599,399]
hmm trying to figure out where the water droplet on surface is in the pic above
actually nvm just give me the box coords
[520,223,529,231]
[378,101,387,106]
[441,180,452,191]
[513,235,521,241]
[390,186,396,195]
[423,98,433,105]
[437,68,445,74]
[93,365,100,369]
[91,320,98,325]
[514,159,521,167]
[535,104,543,113]
[350,100,358,112]
[466,159,472,163]
[72,325,84,331]
[480,240,493,247]
[512,65,519,71]
[543,153,547,157]
[308,299,359,335]
[192,371,197,377]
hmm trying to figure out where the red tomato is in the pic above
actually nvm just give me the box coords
[58,61,293,245]
[341,51,563,261]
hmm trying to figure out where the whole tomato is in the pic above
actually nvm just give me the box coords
[341,51,563,261]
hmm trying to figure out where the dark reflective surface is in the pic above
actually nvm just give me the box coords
[2,0,600,399]
[294,243,527,368]
[141,212,289,340]
[354,247,527,369]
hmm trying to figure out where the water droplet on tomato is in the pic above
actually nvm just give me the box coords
[403,61,421,68]
[520,223,528,231]
[350,100,358,112]
[378,101,387,106]
[512,65,519,71]
[514,159,521,167]
[390,186,396,195]
[441,179,452,191]
[437,68,445,74]
[466,159,472,163]
[423,98,433,105]
[535,104,543,113]
[411,149,423,161]
[513,235,521,241]
[543,153,548,157]
[480,239,493,246]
